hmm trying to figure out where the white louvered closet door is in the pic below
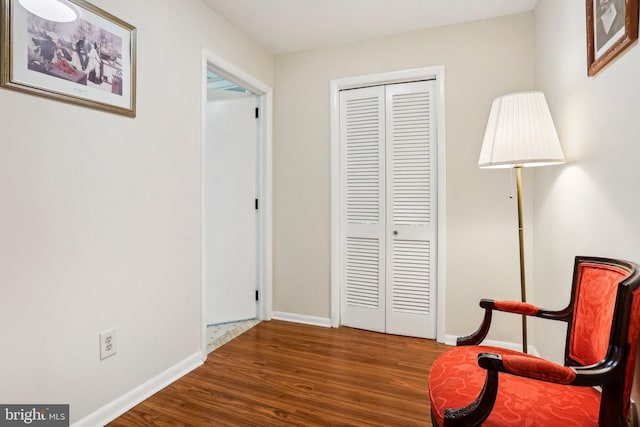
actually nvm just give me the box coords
[385,80,436,338]
[339,86,386,333]
[339,80,437,338]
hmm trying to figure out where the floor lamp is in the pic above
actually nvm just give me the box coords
[478,91,565,353]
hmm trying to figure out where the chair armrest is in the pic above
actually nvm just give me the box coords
[457,298,572,346]
[493,300,540,316]
[456,299,495,346]
[493,299,572,322]
[443,353,499,426]
[482,353,576,384]
[478,351,622,386]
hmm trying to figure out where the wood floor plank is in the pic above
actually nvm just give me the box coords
[109,320,449,426]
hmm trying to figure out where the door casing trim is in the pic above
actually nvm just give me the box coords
[200,48,273,360]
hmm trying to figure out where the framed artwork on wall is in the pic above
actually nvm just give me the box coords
[586,0,639,76]
[1,0,136,116]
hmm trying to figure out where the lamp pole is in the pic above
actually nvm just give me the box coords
[515,166,528,353]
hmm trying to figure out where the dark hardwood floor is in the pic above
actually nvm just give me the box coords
[109,320,449,426]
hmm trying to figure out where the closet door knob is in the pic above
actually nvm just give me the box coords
[393,230,398,235]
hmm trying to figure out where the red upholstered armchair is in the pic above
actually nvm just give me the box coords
[429,256,640,426]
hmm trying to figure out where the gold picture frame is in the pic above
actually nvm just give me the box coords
[1,0,136,116]
[587,0,639,76]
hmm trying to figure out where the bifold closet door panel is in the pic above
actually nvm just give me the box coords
[385,80,437,339]
[339,86,386,333]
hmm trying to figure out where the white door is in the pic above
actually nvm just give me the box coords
[340,80,437,338]
[384,81,437,338]
[205,90,257,325]
[339,86,387,333]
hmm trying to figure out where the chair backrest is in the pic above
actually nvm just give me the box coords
[566,258,631,366]
[564,256,640,423]
[622,286,640,423]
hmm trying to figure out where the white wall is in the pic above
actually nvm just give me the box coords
[273,13,535,341]
[533,0,640,363]
[0,0,273,423]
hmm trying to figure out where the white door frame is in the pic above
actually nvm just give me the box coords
[200,48,273,360]
[329,66,447,343]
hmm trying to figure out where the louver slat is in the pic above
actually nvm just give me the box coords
[346,237,380,309]
[391,92,431,226]
[392,240,430,314]
[345,97,380,224]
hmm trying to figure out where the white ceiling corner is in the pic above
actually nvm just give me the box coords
[203,0,538,54]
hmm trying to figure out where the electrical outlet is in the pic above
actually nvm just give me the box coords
[99,328,117,360]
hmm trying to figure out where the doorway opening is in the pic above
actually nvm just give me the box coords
[201,50,273,359]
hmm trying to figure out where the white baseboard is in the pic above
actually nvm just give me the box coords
[72,351,204,427]
[444,335,539,356]
[272,311,332,328]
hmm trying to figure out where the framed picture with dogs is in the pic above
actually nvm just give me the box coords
[1,0,136,117]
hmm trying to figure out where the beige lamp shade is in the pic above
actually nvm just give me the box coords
[479,91,565,169]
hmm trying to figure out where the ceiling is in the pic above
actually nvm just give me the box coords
[203,0,538,54]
